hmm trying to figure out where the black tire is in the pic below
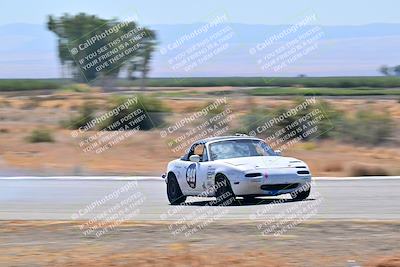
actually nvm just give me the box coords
[290,187,311,201]
[215,174,235,206]
[167,174,186,205]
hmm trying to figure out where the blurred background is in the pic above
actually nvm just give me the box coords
[1,0,400,177]
[2,2,400,267]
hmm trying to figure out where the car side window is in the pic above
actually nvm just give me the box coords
[184,144,195,160]
[194,144,205,159]
[186,144,205,161]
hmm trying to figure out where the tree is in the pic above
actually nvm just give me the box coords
[125,30,156,89]
[394,65,400,76]
[379,65,390,76]
[138,33,156,90]
[47,13,156,88]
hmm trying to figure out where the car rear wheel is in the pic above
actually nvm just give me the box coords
[290,187,311,201]
[167,174,186,205]
[215,174,235,206]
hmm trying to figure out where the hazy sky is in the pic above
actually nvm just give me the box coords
[1,0,399,78]
[2,0,400,26]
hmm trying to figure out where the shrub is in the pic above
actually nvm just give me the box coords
[195,100,230,129]
[237,107,274,135]
[312,100,343,138]
[269,98,342,140]
[199,100,227,117]
[238,98,340,141]
[301,142,317,151]
[27,128,54,143]
[115,76,400,88]
[0,98,10,107]
[336,109,393,145]
[349,164,389,176]
[21,97,41,110]
[61,83,93,93]
[323,162,343,172]
[61,101,97,130]
[0,79,63,91]
[239,99,395,146]
[101,94,168,131]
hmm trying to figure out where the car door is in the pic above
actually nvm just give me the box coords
[194,144,217,196]
[176,143,203,196]
[179,143,209,195]
[173,158,194,195]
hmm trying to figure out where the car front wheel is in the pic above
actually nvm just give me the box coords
[167,174,186,205]
[215,174,235,206]
[290,187,311,201]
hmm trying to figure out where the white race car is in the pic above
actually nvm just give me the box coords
[163,135,312,205]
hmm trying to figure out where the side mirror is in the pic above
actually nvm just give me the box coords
[274,150,282,156]
[189,155,201,162]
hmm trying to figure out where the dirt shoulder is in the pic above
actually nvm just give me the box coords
[0,220,399,266]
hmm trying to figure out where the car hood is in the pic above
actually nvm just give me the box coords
[219,156,306,170]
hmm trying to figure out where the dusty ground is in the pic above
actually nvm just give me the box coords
[0,91,399,176]
[0,220,399,266]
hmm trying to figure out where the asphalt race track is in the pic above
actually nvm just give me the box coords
[0,177,399,220]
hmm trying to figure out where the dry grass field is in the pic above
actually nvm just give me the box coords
[0,90,399,176]
[0,220,399,267]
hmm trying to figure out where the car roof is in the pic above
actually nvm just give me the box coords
[181,136,265,160]
[196,135,263,145]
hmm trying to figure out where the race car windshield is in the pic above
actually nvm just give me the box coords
[209,139,275,160]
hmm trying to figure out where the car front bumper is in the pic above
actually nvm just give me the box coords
[229,167,312,196]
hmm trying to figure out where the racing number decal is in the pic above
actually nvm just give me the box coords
[186,163,196,189]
